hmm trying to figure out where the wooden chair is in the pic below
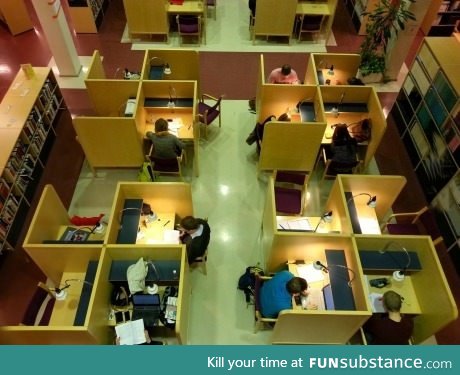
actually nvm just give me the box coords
[321,147,361,183]
[297,14,324,42]
[21,282,56,326]
[380,206,444,246]
[254,274,277,333]
[273,170,309,215]
[176,15,202,46]
[148,150,184,180]
[197,94,223,139]
[190,248,208,275]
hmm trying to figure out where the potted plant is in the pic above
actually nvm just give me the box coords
[359,0,416,83]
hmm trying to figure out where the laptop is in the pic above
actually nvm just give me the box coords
[322,284,335,310]
[131,293,161,327]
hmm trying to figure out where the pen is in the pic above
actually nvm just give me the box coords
[163,220,171,227]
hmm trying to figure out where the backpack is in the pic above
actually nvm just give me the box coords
[138,161,154,182]
[111,285,129,311]
[159,286,178,329]
[238,266,264,303]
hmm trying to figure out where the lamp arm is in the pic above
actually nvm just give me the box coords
[328,264,355,287]
[313,218,324,232]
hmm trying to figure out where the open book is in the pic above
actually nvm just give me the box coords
[115,319,146,345]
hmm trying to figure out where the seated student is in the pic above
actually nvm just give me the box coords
[146,118,184,159]
[330,124,358,166]
[178,216,211,265]
[267,64,300,84]
[259,270,309,318]
[363,290,414,345]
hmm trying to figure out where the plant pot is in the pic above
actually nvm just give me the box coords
[359,72,383,84]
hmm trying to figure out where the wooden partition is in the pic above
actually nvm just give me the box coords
[123,0,169,40]
[253,0,297,43]
[306,53,361,85]
[142,50,200,82]
[355,236,458,344]
[106,182,193,245]
[85,50,106,80]
[337,174,407,223]
[320,85,386,169]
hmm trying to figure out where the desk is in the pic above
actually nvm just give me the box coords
[297,1,331,16]
[49,271,85,326]
[276,215,331,233]
[364,275,421,315]
[55,225,105,243]
[167,0,204,15]
[145,109,194,140]
[345,192,381,235]
[317,69,347,86]
[136,212,177,244]
[322,113,370,144]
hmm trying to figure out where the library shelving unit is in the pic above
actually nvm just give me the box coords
[0,0,33,35]
[388,37,460,264]
[343,0,378,35]
[421,0,460,36]
[67,0,110,33]
[0,67,64,254]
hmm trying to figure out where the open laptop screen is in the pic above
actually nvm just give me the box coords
[323,284,335,310]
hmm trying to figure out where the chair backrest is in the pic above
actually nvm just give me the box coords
[275,171,309,186]
[176,15,201,34]
[149,155,180,173]
[301,14,324,31]
[325,159,359,176]
[22,282,55,326]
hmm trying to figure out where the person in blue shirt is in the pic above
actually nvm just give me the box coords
[260,271,308,318]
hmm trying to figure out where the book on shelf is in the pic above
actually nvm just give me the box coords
[114,319,146,345]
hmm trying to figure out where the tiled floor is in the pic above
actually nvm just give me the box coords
[1,0,459,344]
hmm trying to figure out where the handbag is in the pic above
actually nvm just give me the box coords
[347,118,371,143]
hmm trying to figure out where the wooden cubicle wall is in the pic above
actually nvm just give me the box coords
[106,182,193,245]
[320,85,387,169]
[123,0,169,38]
[337,175,407,222]
[355,236,458,344]
[104,245,191,344]
[253,0,297,42]
[306,53,361,85]
[85,50,106,80]
[259,122,326,172]
[142,50,200,82]
[325,175,354,235]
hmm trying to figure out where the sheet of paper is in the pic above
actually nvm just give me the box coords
[296,263,325,283]
[301,287,325,310]
[277,217,312,230]
[168,119,182,130]
[115,319,145,345]
[163,229,180,244]
[369,292,384,313]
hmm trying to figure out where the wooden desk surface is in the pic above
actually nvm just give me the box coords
[365,274,421,315]
[56,225,106,242]
[319,68,348,86]
[276,215,331,233]
[145,109,194,140]
[168,0,204,14]
[49,271,85,326]
[136,212,176,244]
[297,1,331,16]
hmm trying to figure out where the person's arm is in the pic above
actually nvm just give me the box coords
[267,70,277,83]
[174,136,185,151]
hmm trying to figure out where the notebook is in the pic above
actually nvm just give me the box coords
[131,293,161,327]
[322,284,335,310]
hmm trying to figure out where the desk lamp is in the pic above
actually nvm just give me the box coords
[379,241,411,282]
[347,193,377,208]
[313,261,355,287]
[327,65,335,76]
[313,211,333,232]
[91,221,105,234]
[168,86,177,109]
[149,57,172,76]
[53,279,93,301]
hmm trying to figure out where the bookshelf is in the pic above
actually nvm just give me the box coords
[343,0,378,35]
[67,0,109,33]
[0,67,64,254]
[388,37,460,267]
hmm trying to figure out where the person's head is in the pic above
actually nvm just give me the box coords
[277,113,291,122]
[382,291,403,312]
[332,124,352,144]
[155,118,169,133]
[281,64,292,76]
[286,277,308,296]
[180,216,200,233]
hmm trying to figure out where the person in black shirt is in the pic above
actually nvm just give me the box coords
[178,216,211,265]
